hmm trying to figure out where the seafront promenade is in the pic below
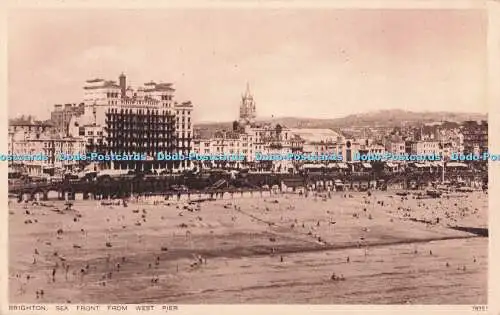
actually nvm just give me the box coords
[9,168,486,201]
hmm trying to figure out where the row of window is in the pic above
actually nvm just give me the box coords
[107,92,119,98]
[107,109,179,116]
[106,115,174,120]
[103,145,176,148]
[106,126,175,131]
[106,120,175,125]
[176,117,191,123]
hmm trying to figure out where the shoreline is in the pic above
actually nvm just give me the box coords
[9,191,488,304]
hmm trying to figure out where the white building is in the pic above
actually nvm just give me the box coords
[386,141,406,156]
[74,73,194,171]
[411,141,441,156]
[8,118,86,176]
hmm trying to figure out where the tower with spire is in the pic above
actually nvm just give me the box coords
[239,83,256,125]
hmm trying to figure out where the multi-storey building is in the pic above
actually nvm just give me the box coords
[104,106,176,172]
[71,73,194,172]
[357,139,386,156]
[384,135,406,156]
[50,103,85,136]
[411,141,441,156]
[8,117,85,175]
[173,101,194,170]
[461,120,488,155]
[246,123,299,172]
[68,118,105,149]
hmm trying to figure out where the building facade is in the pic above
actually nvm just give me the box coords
[8,118,85,175]
[50,103,85,136]
[104,106,176,171]
[70,73,194,172]
[411,141,441,156]
[461,120,488,155]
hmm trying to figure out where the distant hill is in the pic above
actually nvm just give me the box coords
[195,110,487,135]
[327,110,487,128]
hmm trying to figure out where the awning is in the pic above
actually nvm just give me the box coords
[362,163,372,169]
[303,163,324,169]
[446,162,468,168]
[386,162,397,168]
[414,163,429,168]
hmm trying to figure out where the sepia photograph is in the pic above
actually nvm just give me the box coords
[4,1,493,310]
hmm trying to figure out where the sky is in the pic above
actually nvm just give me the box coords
[8,8,487,122]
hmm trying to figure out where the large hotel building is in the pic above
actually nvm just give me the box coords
[68,73,194,172]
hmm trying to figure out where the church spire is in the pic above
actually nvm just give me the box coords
[244,82,252,99]
[239,82,256,125]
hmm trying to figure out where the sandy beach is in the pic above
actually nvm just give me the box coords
[8,190,488,304]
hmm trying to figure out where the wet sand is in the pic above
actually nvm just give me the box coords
[9,190,488,304]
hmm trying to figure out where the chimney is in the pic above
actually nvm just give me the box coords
[119,73,126,99]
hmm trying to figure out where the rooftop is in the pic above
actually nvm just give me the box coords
[289,128,343,143]
[9,116,53,127]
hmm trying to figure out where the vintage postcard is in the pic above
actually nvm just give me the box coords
[0,0,498,314]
